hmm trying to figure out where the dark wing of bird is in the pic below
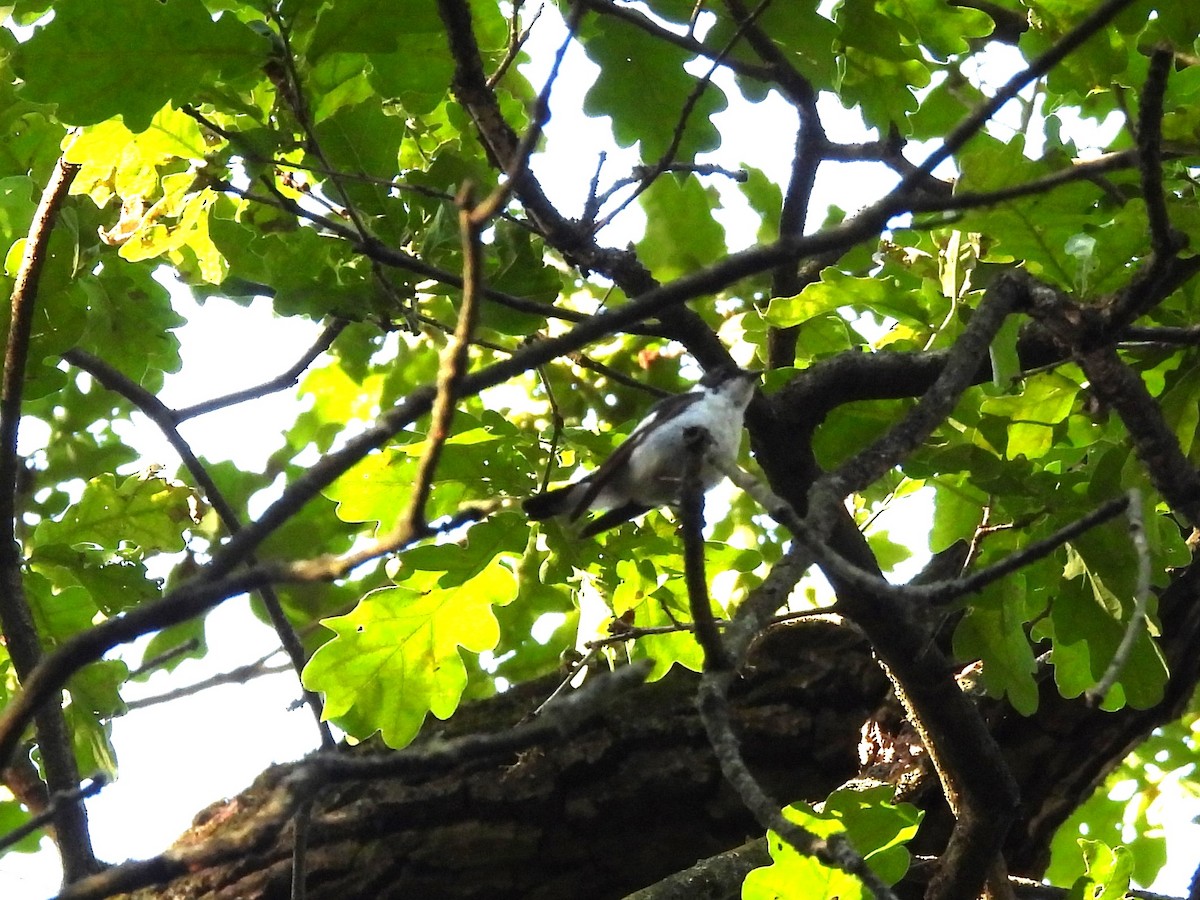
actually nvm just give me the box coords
[578,502,653,538]
[567,390,705,520]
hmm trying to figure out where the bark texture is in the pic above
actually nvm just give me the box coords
[111,558,1200,899]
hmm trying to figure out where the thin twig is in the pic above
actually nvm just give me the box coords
[589,162,747,216]
[266,7,373,243]
[125,651,293,711]
[175,318,347,421]
[679,429,729,669]
[528,647,598,717]
[0,775,107,855]
[126,638,202,679]
[406,184,486,527]
[533,366,565,494]
[1087,489,1153,705]
[471,2,581,225]
[63,349,337,750]
[487,0,540,89]
[583,618,731,649]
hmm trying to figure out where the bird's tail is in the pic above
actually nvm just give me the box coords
[522,483,586,521]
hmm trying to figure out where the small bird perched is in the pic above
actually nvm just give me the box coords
[523,366,759,537]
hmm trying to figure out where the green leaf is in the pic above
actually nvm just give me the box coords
[64,105,209,208]
[302,557,517,748]
[1067,840,1134,900]
[766,271,930,330]
[0,800,43,853]
[637,175,727,281]
[980,373,1080,461]
[743,785,923,899]
[308,0,443,60]
[15,0,268,131]
[953,577,1040,715]
[610,557,704,680]
[29,543,159,616]
[578,20,727,163]
[0,175,38,247]
[739,165,783,245]
[76,265,186,390]
[33,473,198,557]
[877,0,994,60]
[988,314,1023,388]
[1041,563,1168,711]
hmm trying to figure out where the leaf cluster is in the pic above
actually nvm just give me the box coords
[0,1,1199,898]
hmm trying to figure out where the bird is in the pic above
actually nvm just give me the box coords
[523,366,759,537]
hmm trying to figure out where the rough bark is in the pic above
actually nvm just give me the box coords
[104,551,1200,899]
[125,623,887,900]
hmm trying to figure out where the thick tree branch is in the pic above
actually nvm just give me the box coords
[1102,47,1192,329]
[823,272,1022,499]
[1137,47,1178,259]
[52,661,653,900]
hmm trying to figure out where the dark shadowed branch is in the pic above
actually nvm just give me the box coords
[0,775,106,856]
[678,429,728,671]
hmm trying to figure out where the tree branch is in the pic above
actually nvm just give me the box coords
[62,348,337,750]
[124,651,292,712]
[0,775,106,856]
[679,429,728,670]
[1078,345,1200,526]
[902,0,1143,189]
[0,155,99,882]
[174,318,347,421]
[50,661,653,900]
[405,183,486,528]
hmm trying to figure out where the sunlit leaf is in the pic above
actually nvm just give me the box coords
[302,558,517,747]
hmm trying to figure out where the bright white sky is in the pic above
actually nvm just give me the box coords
[2,5,1197,899]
